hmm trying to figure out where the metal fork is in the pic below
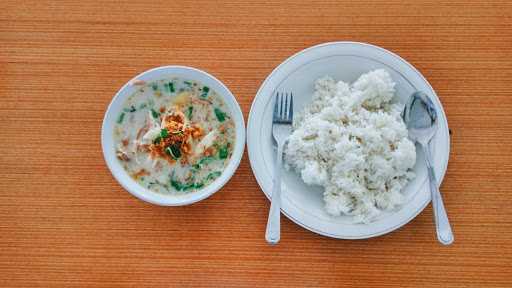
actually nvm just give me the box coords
[265,92,293,245]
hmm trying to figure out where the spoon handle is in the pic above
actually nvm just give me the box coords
[422,144,454,245]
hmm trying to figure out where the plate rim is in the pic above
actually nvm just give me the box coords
[247,41,450,239]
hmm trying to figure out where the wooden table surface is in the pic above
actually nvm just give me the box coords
[2,0,511,287]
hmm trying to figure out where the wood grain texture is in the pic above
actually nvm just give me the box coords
[1,0,511,287]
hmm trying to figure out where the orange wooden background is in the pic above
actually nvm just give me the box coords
[1,1,511,287]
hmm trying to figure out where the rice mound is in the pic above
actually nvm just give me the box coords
[284,69,416,223]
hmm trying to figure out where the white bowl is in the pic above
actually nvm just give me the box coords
[102,66,245,206]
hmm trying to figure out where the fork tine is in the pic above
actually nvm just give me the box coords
[273,92,279,120]
[283,92,288,120]
[280,92,284,119]
[288,92,293,121]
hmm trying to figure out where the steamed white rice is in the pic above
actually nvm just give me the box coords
[284,69,416,223]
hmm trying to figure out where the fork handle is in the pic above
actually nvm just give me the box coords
[265,141,284,245]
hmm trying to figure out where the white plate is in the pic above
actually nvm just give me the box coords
[247,42,450,239]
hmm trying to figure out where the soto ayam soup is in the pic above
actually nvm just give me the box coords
[113,78,236,194]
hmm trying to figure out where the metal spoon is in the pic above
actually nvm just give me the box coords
[403,91,454,245]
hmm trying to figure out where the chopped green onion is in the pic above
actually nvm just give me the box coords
[160,128,169,138]
[170,144,181,158]
[128,105,136,112]
[176,181,205,191]
[151,83,158,91]
[218,146,229,159]
[214,107,226,122]
[153,136,162,144]
[183,81,192,87]
[170,179,183,191]
[192,156,214,170]
[117,112,125,124]
[199,156,214,165]
[183,183,196,191]
[201,86,210,98]
[164,82,175,94]
[165,144,181,159]
[186,106,193,120]
[151,108,160,119]
[206,171,222,181]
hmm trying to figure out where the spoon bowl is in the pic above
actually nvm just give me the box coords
[404,91,438,145]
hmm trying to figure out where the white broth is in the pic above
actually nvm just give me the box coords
[113,78,236,194]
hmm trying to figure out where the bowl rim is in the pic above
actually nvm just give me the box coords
[101,65,245,206]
